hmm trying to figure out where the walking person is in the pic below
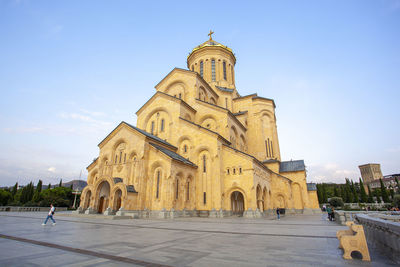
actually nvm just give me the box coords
[42,204,56,226]
[276,208,280,220]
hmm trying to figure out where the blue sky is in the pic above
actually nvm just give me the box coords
[0,0,399,186]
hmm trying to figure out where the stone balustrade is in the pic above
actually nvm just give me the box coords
[0,206,68,212]
[355,214,400,264]
[334,210,400,225]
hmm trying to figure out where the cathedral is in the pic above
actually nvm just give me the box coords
[77,33,320,218]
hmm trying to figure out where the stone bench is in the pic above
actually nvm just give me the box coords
[337,221,370,261]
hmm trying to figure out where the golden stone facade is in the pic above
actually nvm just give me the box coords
[78,34,320,218]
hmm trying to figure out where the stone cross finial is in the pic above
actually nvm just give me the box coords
[208,30,214,40]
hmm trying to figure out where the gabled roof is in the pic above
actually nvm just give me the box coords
[233,93,276,108]
[280,160,305,173]
[154,68,218,99]
[136,90,196,115]
[179,117,231,145]
[98,121,176,150]
[149,143,197,168]
[233,111,248,116]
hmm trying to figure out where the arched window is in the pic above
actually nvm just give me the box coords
[156,171,160,199]
[233,168,236,175]
[239,167,242,174]
[115,155,117,164]
[227,168,230,175]
[124,153,126,163]
[200,61,204,77]
[160,119,165,132]
[184,144,187,153]
[119,151,122,163]
[203,155,207,173]
[211,59,216,81]
[187,182,190,201]
[223,61,227,80]
[151,121,155,135]
[176,179,179,199]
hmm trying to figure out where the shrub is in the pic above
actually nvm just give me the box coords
[393,194,400,208]
[329,197,344,208]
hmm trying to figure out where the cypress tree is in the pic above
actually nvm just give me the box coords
[345,179,353,203]
[333,186,339,197]
[380,179,389,203]
[11,182,18,197]
[351,180,359,203]
[367,185,373,203]
[317,184,323,204]
[36,180,42,193]
[389,188,394,200]
[48,183,51,190]
[59,179,62,187]
[359,178,368,203]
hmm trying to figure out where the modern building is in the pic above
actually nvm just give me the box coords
[78,33,320,218]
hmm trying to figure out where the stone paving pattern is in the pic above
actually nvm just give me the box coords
[0,212,396,266]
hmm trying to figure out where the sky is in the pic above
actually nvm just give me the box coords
[0,0,399,186]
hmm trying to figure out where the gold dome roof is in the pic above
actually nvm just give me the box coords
[188,31,235,60]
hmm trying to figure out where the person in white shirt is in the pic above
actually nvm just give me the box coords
[42,204,56,226]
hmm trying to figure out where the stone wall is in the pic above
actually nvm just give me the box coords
[0,206,68,212]
[334,210,400,225]
[355,214,400,264]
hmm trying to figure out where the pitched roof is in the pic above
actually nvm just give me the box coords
[280,160,305,172]
[98,121,176,150]
[149,143,197,168]
[216,86,234,92]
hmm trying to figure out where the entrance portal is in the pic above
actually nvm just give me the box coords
[96,181,110,214]
[113,189,122,211]
[231,191,245,216]
[98,196,105,213]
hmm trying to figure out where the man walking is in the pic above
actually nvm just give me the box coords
[42,204,56,226]
[276,208,280,220]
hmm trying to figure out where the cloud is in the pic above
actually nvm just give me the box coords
[307,162,360,184]
[47,167,56,173]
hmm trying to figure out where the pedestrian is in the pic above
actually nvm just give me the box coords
[276,208,280,220]
[326,206,332,221]
[42,204,56,226]
[331,207,335,221]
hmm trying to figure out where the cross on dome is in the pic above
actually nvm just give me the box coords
[208,30,214,40]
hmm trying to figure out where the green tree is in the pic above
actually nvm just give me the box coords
[333,186,339,197]
[351,180,359,203]
[344,179,353,203]
[359,178,368,203]
[367,185,373,203]
[395,177,400,193]
[0,189,12,206]
[59,179,63,187]
[380,179,389,203]
[48,183,51,190]
[36,180,42,193]
[329,197,344,208]
[11,182,18,197]
[393,194,400,208]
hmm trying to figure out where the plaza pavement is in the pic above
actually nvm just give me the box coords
[0,212,396,267]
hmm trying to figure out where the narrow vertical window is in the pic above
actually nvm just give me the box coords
[115,155,117,164]
[200,61,204,77]
[187,182,190,201]
[211,59,216,81]
[227,168,230,175]
[151,121,155,135]
[239,167,242,174]
[267,138,272,158]
[231,65,234,83]
[203,155,206,173]
[203,192,206,204]
[160,119,164,132]
[265,140,269,157]
[124,153,126,163]
[233,168,236,175]
[184,144,187,153]
[225,98,228,108]
[119,151,122,163]
[156,171,160,199]
[223,61,227,80]
[179,93,182,99]
[176,179,179,199]
[270,140,274,157]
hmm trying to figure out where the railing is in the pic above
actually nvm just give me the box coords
[0,206,68,212]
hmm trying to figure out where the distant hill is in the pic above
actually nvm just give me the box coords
[62,180,87,191]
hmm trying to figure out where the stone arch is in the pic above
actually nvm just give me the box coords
[291,183,304,210]
[112,140,127,165]
[165,81,187,101]
[256,184,263,211]
[230,190,245,215]
[198,86,208,102]
[263,187,267,210]
[230,126,238,148]
[274,193,287,209]
[144,108,172,140]
[94,179,112,213]
[88,169,98,185]
[177,135,193,156]
[210,96,216,105]
[239,134,247,152]
[199,115,217,131]
[185,174,194,205]
[183,113,192,121]
[150,161,166,200]
[81,185,94,209]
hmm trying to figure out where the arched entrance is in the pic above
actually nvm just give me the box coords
[97,181,110,213]
[84,190,91,209]
[231,191,245,216]
[113,189,122,211]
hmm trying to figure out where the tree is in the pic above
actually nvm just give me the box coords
[329,197,344,208]
[359,178,368,203]
[367,185,373,203]
[48,183,51,190]
[11,182,18,197]
[380,179,389,203]
[0,189,12,206]
[393,194,400,208]
[395,177,400,193]
[333,186,339,197]
[351,180,359,203]
[59,179,63,188]
[36,180,42,193]
[344,179,353,203]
